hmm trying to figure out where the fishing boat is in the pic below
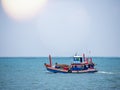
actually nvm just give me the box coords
[44,54,98,73]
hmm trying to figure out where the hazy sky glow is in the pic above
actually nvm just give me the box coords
[0,0,120,57]
[1,0,47,21]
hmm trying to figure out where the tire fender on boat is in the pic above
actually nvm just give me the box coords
[68,70,72,73]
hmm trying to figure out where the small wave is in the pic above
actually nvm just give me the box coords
[97,71,114,74]
[45,71,54,74]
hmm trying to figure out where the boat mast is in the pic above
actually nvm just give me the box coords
[49,54,52,67]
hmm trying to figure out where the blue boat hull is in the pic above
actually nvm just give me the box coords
[46,66,98,73]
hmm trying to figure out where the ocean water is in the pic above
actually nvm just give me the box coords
[0,57,120,90]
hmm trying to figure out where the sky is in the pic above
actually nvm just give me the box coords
[0,0,120,57]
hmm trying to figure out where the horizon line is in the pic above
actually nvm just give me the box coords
[0,56,120,58]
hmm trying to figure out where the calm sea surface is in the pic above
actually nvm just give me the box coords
[0,57,120,90]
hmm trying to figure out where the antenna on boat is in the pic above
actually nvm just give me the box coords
[49,54,52,67]
[83,53,85,62]
[74,52,78,56]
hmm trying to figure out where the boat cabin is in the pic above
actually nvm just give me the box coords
[73,56,83,64]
